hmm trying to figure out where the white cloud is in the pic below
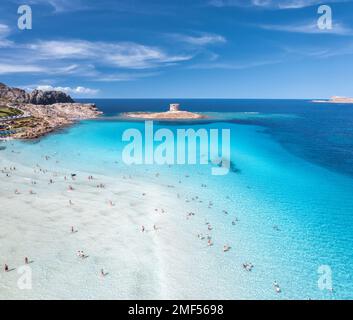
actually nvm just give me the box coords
[282,42,353,58]
[0,24,13,48]
[259,22,353,35]
[276,0,344,9]
[28,40,193,69]
[171,33,226,45]
[189,59,282,70]
[0,63,46,74]
[0,24,10,37]
[35,85,99,96]
[103,43,192,69]
[209,0,346,9]
[0,38,193,81]
[96,71,162,82]
[0,27,194,81]
[29,41,94,59]
[0,60,96,76]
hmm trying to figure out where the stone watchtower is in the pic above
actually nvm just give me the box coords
[169,103,180,112]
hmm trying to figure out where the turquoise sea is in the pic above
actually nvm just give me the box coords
[2,99,353,299]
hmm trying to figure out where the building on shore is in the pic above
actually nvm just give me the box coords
[169,104,180,112]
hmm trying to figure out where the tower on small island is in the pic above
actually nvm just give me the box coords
[169,103,180,112]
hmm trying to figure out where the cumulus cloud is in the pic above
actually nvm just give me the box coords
[35,85,99,95]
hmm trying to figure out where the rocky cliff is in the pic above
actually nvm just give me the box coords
[28,89,74,105]
[0,82,29,103]
[0,83,74,105]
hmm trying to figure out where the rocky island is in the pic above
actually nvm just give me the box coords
[312,96,353,104]
[0,83,102,139]
[123,103,207,120]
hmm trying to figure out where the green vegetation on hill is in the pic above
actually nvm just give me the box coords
[0,106,23,118]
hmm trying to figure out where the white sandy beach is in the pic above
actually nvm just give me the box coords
[0,141,239,300]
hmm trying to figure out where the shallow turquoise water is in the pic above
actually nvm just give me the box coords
[2,112,353,299]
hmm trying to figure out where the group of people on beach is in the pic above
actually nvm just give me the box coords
[4,257,30,273]
[1,146,284,296]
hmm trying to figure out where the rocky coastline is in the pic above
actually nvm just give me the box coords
[0,83,102,139]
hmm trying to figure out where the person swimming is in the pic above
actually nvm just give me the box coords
[273,281,281,293]
[199,234,205,240]
[243,263,254,272]
[77,250,87,258]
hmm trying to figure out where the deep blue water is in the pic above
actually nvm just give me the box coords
[79,99,353,178]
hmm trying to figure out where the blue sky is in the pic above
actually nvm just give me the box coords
[0,0,353,98]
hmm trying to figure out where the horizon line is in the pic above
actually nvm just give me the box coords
[75,97,320,100]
